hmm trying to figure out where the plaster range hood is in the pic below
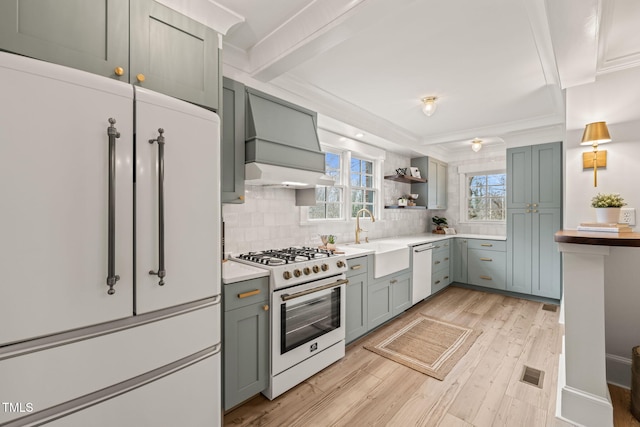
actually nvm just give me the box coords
[244,87,333,189]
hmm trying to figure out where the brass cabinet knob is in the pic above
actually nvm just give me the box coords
[263,304,269,311]
[136,73,146,83]
[114,66,125,76]
[238,195,245,201]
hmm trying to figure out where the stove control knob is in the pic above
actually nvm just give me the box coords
[293,269,302,277]
[283,271,292,280]
[303,267,311,275]
[337,260,345,268]
[312,265,320,274]
[321,263,329,271]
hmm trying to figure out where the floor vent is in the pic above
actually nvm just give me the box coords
[520,366,544,388]
[541,304,558,312]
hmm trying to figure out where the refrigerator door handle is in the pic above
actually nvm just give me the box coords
[106,118,121,295]
[148,128,166,286]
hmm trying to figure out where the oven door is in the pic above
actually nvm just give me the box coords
[272,274,347,375]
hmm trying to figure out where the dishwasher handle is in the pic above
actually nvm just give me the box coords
[414,244,434,253]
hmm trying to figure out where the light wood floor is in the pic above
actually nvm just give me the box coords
[224,286,635,427]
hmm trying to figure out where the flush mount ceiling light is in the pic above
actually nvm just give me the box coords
[580,121,612,187]
[421,96,438,117]
[471,138,483,152]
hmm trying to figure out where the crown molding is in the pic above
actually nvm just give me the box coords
[156,0,244,35]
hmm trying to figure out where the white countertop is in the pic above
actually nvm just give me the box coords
[222,233,507,282]
[222,260,269,284]
[337,233,506,258]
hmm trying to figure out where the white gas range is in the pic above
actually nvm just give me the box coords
[232,247,348,399]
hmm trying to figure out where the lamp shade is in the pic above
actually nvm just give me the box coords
[580,121,611,146]
[421,97,437,117]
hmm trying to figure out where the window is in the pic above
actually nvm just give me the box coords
[466,172,506,221]
[308,151,378,221]
[350,156,375,217]
[309,152,343,220]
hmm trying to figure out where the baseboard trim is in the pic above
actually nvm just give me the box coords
[606,353,632,389]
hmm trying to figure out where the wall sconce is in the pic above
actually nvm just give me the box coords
[580,121,611,187]
[471,138,483,152]
[421,96,438,117]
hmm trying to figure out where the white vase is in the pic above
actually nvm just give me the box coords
[595,207,621,224]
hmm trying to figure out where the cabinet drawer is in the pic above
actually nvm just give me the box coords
[431,269,450,294]
[467,239,506,252]
[346,256,369,278]
[432,250,450,270]
[432,239,451,253]
[224,277,269,311]
[468,249,506,289]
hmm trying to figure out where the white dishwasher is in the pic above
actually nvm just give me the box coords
[412,243,434,304]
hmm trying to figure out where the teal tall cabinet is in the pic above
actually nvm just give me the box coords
[506,142,562,299]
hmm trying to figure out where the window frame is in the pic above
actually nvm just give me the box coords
[458,168,507,224]
[304,149,382,223]
[307,149,345,222]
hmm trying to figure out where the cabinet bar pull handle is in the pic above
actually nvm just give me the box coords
[444,257,449,261]
[106,119,121,295]
[434,260,441,264]
[444,276,449,280]
[281,279,348,301]
[480,257,493,262]
[480,275,493,280]
[390,279,398,284]
[238,289,261,299]
[149,129,166,286]
[480,243,493,247]
[351,265,362,270]
[435,280,441,285]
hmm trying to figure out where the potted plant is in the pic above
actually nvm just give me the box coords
[591,193,626,224]
[326,235,337,251]
[432,216,448,234]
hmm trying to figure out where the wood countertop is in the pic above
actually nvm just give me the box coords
[554,230,640,247]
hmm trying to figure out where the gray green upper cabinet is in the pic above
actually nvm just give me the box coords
[410,156,448,209]
[0,0,129,80]
[506,142,562,299]
[130,0,220,110]
[507,142,561,209]
[222,78,246,204]
[0,0,220,110]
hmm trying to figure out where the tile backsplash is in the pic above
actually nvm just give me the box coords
[441,155,507,236]
[222,152,507,255]
[223,152,431,255]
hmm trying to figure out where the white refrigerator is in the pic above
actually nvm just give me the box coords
[0,52,221,425]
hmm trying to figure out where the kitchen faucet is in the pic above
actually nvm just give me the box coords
[355,208,375,244]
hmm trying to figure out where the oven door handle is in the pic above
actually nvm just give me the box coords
[280,279,349,302]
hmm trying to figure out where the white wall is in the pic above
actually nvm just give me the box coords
[564,66,640,388]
